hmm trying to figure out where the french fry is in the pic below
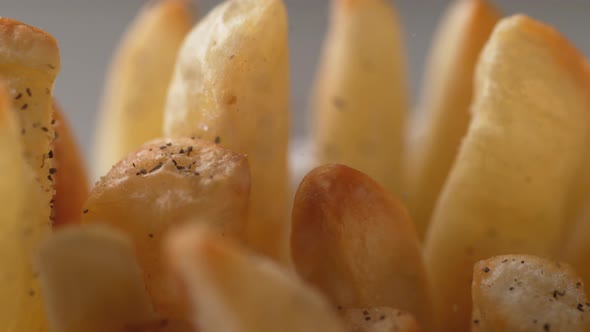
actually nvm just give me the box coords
[163,0,291,264]
[291,164,433,329]
[52,102,89,227]
[404,0,500,238]
[424,16,590,331]
[0,85,49,331]
[83,138,250,318]
[340,307,421,332]
[94,0,193,178]
[164,224,346,332]
[311,0,408,196]
[471,255,590,332]
[0,17,60,221]
[35,225,156,332]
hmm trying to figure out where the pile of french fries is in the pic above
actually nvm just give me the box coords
[2,0,590,331]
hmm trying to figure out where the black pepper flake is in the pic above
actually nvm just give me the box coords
[48,150,54,158]
[148,233,154,239]
[365,316,371,321]
[214,136,221,144]
[363,310,369,315]
[521,260,525,264]
[179,148,185,154]
[194,171,200,176]
[132,162,136,167]
[166,142,172,146]
[136,168,147,176]
[187,146,193,156]
[473,319,479,325]
[176,165,185,171]
[553,290,565,298]
[51,119,56,125]
[82,209,89,214]
[509,287,514,291]
[379,315,385,320]
[149,162,163,173]
[577,282,582,288]
[544,323,550,331]
[577,303,584,312]
[483,267,490,273]
[172,159,178,166]
[47,64,55,69]
[159,145,167,150]
[49,168,57,175]
[14,93,22,100]
[41,126,49,132]
[47,175,53,182]
[28,289,35,297]
[21,103,28,110]
[26,88,32,97]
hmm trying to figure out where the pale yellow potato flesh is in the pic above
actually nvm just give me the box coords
[403,0,500,239]
[94,0,193,178]
[0,17,60,221]
[340,307,421,332]
[163,0,291,264]
[165,225,346,332]
[311,0,408,196]
[291,164,433,330]
[424,16,590,332]
[35,225,156,332]
[83,138,250,319]
[471,255,590,332]
[0,85,50,331]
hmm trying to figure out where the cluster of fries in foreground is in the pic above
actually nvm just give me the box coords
[3,0,590,331]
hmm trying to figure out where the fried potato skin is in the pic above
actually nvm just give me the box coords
[0,85,49,331]
[52,102,89,227]
[424,16,590,332]
[165,225,346,332]
[340,307,421,332]
[95,0,193,178]
[311,0,408,196]
[83,138,250,319]
[404,0,500,239]
[292,164,433,329]
[471,255,590,332]
[35,225,156,332]
[163,0,291,264]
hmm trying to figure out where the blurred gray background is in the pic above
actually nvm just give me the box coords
[2,0,590,163]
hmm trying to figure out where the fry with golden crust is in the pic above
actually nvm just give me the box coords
[311,0,408,196]
[291,164,433,329]
[165,225,346,332]
[83,138,250,319]
[404,0,500,238]
[94,0,193,178]
[163,0,291,264]
[35,225,156,332]
[424,16,590,331]
[0,17,60,221]
[340,307,421,332]
[471,255,590,332]
[52,102,89,227]
[0,85,50,331]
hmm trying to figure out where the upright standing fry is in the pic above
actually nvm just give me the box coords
[291,164,433,330]
[165,225,346,332]
[471,255,590,332]
[404,0,500,238]
[311,0,408,196]
[95,0,193,178]
[0,86,49,331]
[424,16,590,332]
[0,17,60,221]
[52,102,89,227]
[164,0,291,264]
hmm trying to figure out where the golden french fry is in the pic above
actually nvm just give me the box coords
[424,15,590,331]
[0,17,60,221]
[471,255,590,332]
[163,0,291,264]
[404,0,500,238]
[94,0,193,178]
[0,85,49,331]
[311,0,408,196]
[340,307,421,332]
[164,224,346,332]
[83,138,250,318]
[291,164,433,329]
[35,225,156,332]
[52,102,89,227]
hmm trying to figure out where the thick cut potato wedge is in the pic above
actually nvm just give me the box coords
[291,164,433,330]
[0,17,60,220]
[35,225,156,332]
[163,0,291,264]
[94,0,193,178]
[165,225,346,332]
[471,255,590,332]
[83,138,250,318]
[404,0,500,239]
[340,307,421,332]
[0,85,49,331]
[52,102,89,226]
[311,0,408,196]
[424,16,590,332]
